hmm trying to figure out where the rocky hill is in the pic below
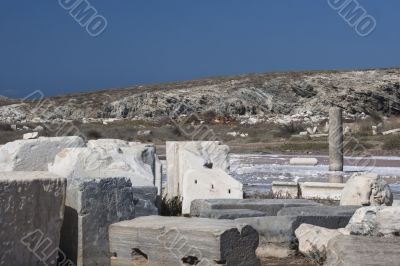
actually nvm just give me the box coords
[1,68,399,124]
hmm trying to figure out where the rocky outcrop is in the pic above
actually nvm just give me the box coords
[1,69,399,124]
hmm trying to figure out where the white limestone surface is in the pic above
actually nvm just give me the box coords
[0,136,84,171]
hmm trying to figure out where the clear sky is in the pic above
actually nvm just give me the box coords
[0,0,399,98]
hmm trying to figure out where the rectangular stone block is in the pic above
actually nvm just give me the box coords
[182,168,243,214]
[272,181,299,199]
[0,172,67,265]
[326,235,400,266]
[165,141,230,199]
[300,182,345,200]
[109,216,260,266]
[60,177,155,266]
[190,199,320,217]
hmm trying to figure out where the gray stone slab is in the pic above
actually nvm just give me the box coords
[325,235,400,266]
[60,177,157,266]
[190,199,321,217]
[109,216,260,266]
[236,214,352,258]
[199,209,266,219]
[0,172,67,266]
[277,205,360,217]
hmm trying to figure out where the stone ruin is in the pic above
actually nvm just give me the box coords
[1,136,399,266]
[165,141,243,214]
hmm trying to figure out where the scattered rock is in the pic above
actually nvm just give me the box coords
[33,125,44,132]
[22,132,39,140]
[137,130,152,136]
[346,206,400,236]
[382,128,400,135]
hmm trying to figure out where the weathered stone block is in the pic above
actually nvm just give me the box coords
[300,182,345,200]
[49,146,155,186]
[346,206,400,236]
[295,224,343,262]
[165,141,230,199]
[109,216,260,266]
[182,168,243,214]
[60,177,138,266]
[325,235,400,266]
[0,172,67,265]
[190,199,320,217]
[0,136,84,171]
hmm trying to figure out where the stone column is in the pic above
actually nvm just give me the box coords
[329,107,343,173]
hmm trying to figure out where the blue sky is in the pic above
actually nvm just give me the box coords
[0,1,399,98]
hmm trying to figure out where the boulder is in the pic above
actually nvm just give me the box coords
[325,235,400,266]
[109,216,260,266]
[295,224,343,263]
[165,141,230,199]
[346,206,400,236]
[0,136,84,171]
[190,199,320,217]
[0,172,68,265]
[199,209,266,219]
[182,168,243,214]
[340,173,393,206]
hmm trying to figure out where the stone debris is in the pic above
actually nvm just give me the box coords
[295,224,343,261]
[382,128,400,135]
[22,132,39,139]
[0,136,85,171]
[236,211,352,258]
[325,235,400,266]
[346,206,400,236]
[340,173,393,206]
[137,130,152,136]
[109,216,260,266]
[0,172,67,266]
